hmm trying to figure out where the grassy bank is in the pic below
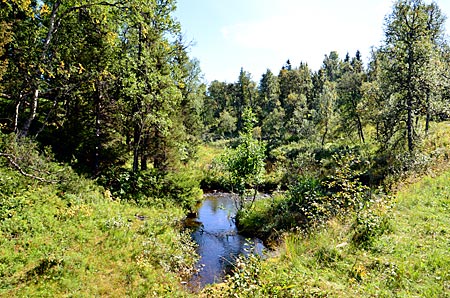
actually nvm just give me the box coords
[0,164,198,297]
[203,169,450,297]
[2,121,449,297]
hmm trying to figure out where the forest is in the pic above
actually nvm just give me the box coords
[1,0,449,297]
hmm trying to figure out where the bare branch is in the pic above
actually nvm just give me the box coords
[0,153,59,183]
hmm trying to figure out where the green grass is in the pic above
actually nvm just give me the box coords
[205,169,450,297]
[0,137,230,297]
[186,142,225,179]
[0,165,198,297]
[2,123,449,297]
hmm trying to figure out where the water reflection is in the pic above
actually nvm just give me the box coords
[189,193,265,288]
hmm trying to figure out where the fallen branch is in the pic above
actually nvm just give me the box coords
[0,152,59,183]
[0,93,11,99]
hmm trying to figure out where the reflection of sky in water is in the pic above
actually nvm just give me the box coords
[190,193,265,288]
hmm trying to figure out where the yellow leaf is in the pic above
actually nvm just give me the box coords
[78,63,85,74]
[40,3,50,16]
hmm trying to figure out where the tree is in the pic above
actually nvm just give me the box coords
[322,51,343,82]
[220,108,266,210]
[337,51,366,143]
[111,0,196,173]
[261,107,285,149]
[285,93,315,141]
[278,62,314,142]
[378,0,446,153]
[317,81,337,146]
[202,80,236,139]
[279,62,313,111]
[0,0,203,178]
[257,69,280,122]
[216,110,236,138]
[0,1,131,174]
[235,68,257,132]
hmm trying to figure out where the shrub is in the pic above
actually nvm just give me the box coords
[238,152,373,242]
[212,108,266,210]
[220,254,262,298]
[351,196,392,249]
[99,168,202,211]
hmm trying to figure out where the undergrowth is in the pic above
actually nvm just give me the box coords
[0,134,198,297]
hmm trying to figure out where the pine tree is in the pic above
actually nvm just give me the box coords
[377,0,446,153]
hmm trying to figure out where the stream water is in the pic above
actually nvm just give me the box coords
[187,192,265,288]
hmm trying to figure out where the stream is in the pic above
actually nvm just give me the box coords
[187,192,265,288]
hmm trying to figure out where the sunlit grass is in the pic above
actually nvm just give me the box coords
[187,142,224,174]
[205,168,450,297]
[0,166,197,297]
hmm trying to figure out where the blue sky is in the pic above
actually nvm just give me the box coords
[174,0,450,83]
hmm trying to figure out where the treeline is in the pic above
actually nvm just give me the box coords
[203,8,449,152]
[1,0,450,198]
[202,0,450,187]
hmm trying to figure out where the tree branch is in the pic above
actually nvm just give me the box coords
[59,1,128,21]
[0,153,58,183]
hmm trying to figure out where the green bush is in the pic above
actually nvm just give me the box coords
[351,196,393,249]
[99,168,202,211]
[203,254,262,298]
[281,152,370,230]
[238,152,373,242]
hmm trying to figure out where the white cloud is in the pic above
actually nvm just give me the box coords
[220,0,391,71]
[178,0,450,82]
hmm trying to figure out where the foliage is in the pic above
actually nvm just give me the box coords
[238,151,371,242]
[216,108,266,209]
[223,254,262,297]
[99,167,202,212]
[0,0,203,180]
[375,0,447,154]
[0,129,87,190]
[351,195,393,248]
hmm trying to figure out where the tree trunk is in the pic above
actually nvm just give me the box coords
[140,134,148,171]
[94,81,103,176]
[406,41,415,154]
[321,120,328,147]
[14,96,21,133]
[153,130,168,172]
[356,115,365,143]
[425,92,431,133]
[20,89,39,137]
[20,1,61,137]
[132,24,144,173]
[132,123,140,173]
[406,94,414,154]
